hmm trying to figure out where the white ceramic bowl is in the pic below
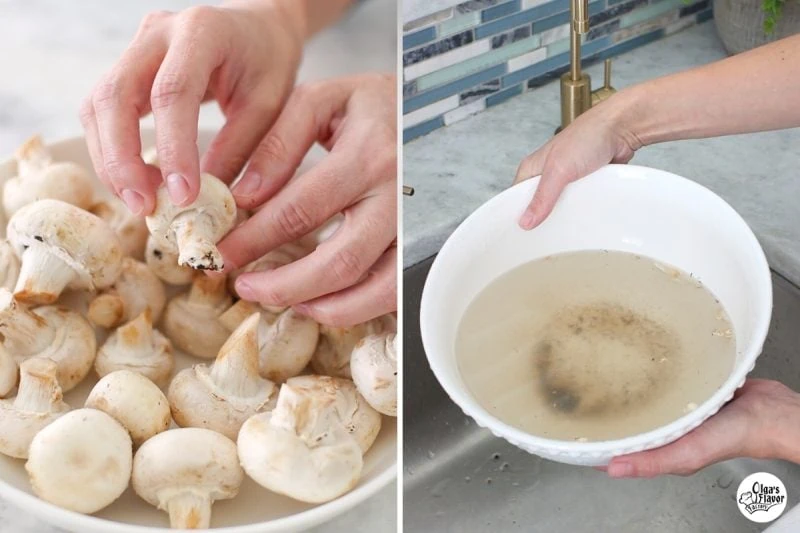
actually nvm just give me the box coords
[420,164,772,466]
[0,131,396,532]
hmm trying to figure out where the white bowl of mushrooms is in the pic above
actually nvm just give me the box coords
[0,131,397,532]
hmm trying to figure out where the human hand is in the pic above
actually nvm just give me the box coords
[80,0,306,215]
[599,379,800,478]
[218,73,398,327]
[513,94,643,230]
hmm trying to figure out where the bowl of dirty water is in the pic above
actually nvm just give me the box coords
[420,164,771,466]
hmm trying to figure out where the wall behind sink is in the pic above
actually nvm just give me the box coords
[402,0,712,142]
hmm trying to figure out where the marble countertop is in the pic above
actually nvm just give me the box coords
[0,1,396,532]
[403,21,800,291]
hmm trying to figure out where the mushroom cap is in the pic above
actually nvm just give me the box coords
[132,427,242,508]
[85,370,171,448]
[237,384,363,503]
[312,314,397,378]
[0,358,69,458]
[0,240,20,292]
[4,135,95,218]
[95,310,174,388]
[26,408,132,514]
[162,275,233,359]
[17,305,97,393]
[145,173,236,271]
[219,302,319,383]
[0,295,97,393]
[286,375,382,454]
[8,199,124,297]
[145,235,195,286]
[142,146,159,167]
[90,197,149,260]
[0,344,18,398]
[88,257,166,328]
[168,313,276,440]
[351,333,397,416]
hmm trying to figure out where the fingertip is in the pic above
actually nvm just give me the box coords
[519,210,537,230]
[234,277,255,300]
[606,461,635,478]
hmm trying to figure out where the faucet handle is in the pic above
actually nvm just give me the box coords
[591,59,616,105]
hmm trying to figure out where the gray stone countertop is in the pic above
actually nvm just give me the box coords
[403,21,800,291]
[0,1,396,532]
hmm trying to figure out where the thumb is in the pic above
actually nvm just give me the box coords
[518,159,575,231]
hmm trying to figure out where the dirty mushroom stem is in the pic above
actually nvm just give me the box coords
[172,212,222,270]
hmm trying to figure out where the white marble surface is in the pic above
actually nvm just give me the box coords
[403,21,800,292]
[0,1,396,532]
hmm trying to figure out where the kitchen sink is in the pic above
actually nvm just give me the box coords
[403,256,800,533]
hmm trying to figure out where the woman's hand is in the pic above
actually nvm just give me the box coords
[599,379,800,478]
[218,73,398,327]
[513,94,643,229]
[80,0,306,215]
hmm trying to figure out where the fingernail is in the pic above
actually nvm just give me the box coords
[232,172,262,199]
[166,173,190,205]
[121,189,145,215]
[235,279,254,300]
[607,462,635,478]
[519,211,536,230]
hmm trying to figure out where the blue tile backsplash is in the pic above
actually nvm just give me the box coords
[402,0,713,142]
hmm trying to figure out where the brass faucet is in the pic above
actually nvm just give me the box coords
[557,0,616,132]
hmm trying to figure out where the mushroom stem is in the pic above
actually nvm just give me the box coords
[167,491,212,529]
[118,310,155,352]
[15,135,51,175]
[15,358,63,412]
[173,213,223,271]
[187,274,228,307]
[14,244,76,304]
[87,291,124,328]
[0,290,54,354]
[210,314,264,397]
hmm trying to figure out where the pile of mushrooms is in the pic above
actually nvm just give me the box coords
[0,137,397,529]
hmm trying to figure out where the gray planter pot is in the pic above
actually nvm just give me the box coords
[714,0,800,54]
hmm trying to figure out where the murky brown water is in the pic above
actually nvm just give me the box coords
[456,250,736,441]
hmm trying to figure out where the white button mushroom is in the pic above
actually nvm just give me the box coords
[26,408,132,514]
[88,257,166,329]
[351,333,397,417]
[0,240,20,292]
[163,274,233,359]
[7,199,124,305]
[0,345,18,398]
[132,428,243,529]
[312,314,397,378]
[0,289,96,392]
[219,300,319,383]
[145,173,236,272]
[238,382,363,503]
[85,370,171,448]
[90,196,149,260]
[285,375,382,454]
[145,235,195,286]
[0,358,69,458]
[95,310,174,388]
[4,135,94,219]
[142,146,159,167]
[168,313,276,440]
